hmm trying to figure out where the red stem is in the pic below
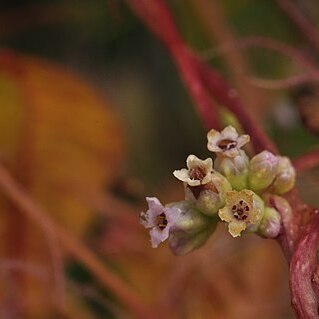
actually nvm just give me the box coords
[128,0,219,130]
[194,58,278,153]
[293,149,319,173]
[202,36,319,78]
[127,0,277,154]
[276,0,319,55]
[290,213,319,318]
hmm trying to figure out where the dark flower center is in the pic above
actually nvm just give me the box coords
[218,139,237,151]
[189,166,206,181]
[156,212,168,230]
[231,200,250,220]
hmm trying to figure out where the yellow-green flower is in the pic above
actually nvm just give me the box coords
[218,190,264,237]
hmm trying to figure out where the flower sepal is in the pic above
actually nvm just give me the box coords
[166,201,212,233]
[169,223,216,256]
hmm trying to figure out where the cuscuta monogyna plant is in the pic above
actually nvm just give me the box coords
[127,0,319,317]
[140,126,295,248]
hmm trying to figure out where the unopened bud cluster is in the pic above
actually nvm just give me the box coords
[140,126,295,255]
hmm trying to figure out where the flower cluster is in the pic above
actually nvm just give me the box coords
[140,126,295,255]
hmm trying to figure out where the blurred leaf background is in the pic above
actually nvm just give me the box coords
[0,0,319,318]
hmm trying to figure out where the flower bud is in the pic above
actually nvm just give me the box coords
[214,150,249,190]
[263,194,293,231]
[184,172,232,216]
[167,201,212,233]
[167,201,216,255]
[169,224,215,256]
[248,150,279,193]
[270,156,296,195]
[258,207,281,238]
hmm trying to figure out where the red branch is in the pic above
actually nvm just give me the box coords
[127,0,219,130]
[276,0,319,55]
[194,58,278,153]
[127,0,277,153]
[293,149,319,173]
[202,36,319,78]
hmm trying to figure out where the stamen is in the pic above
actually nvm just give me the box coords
[189,166,206,181]
[156,212,168,230]
[218,139,237,151]
[231,200,250,220]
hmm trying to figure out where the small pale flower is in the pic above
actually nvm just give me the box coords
[218,190,264,237]
[173,155,213,186]
[207,125,250,158]
[140,197,181,248]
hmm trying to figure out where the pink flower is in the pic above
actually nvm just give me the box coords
[140,197,181,248]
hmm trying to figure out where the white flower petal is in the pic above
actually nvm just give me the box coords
[186,154,202,169]
[187,178,201,187]
[173,169,189,182]
[207,129,222,152]
[146,197,163,211]
[221,125,238,140]
[203,157,213,170]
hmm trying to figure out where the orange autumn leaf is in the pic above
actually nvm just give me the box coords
[0,50,124,318]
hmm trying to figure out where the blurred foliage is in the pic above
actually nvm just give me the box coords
[0,0,318,318]
[0,50,123,318]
